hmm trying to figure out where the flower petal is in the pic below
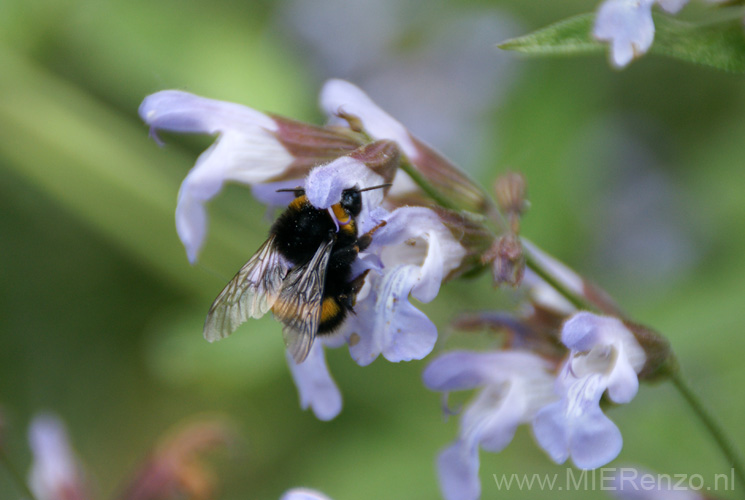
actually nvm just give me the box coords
[461,384,523,453]
[569,404,623,469]
[423,351,503,392]
[304,156,385,210]
[286,343,342,421]
[378,264,438,362]
[437,440,481,500]
[28,414,86,500]
[373,206,466,293]
[593,0,656,68]
[561,311,606,351]
[422,350,554,392]
[657,0,688,14]
[140,90,278,135]
[533,402,571,465]
[280,488,334,500]
[141,91,295,263]
[605,349,640,404]
[346,267,438,365]
[319,79,417,159]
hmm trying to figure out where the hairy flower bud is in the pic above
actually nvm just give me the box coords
[622,320,676,381]
[346,139,400,188]
[494,172,527,224]
[482,234,525,287]
[267,115,365,181]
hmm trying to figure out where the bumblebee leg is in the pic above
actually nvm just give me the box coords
[356,220,387,251]
[339,270,370,311]
[330,245,361,268]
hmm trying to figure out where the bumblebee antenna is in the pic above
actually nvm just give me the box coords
[357,183,392,192]
[276,183,391,194]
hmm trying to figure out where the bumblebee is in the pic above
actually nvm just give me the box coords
[203,184,389,363]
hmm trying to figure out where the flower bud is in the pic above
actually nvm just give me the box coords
[346,139,400,188]
[427,207,493,280]
[494,172,527,218]
[482,234,525,287]
[622,320,676,381]
[268,115,365,181]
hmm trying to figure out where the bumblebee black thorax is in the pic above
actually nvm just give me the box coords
[270,195,358,266]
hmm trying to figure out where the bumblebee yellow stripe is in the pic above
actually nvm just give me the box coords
[320,297,341,323]
[289,195,308,211]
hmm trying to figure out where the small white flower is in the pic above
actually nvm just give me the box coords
[533,312,646,469]
[423,350,557,500]
[593,0,689,68]
[28,414,87,500]
[281,488,334,500]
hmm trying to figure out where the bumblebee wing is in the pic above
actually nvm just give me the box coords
[273,237,335,363]
[204,235,289,342]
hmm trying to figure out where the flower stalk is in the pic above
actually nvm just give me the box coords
[670,370,745,492]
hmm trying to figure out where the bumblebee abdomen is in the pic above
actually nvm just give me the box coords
[318,296,348,333]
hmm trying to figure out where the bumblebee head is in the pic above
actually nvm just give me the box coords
[340,183,392,217]
[277,183,390,217]
[340,188,362,217]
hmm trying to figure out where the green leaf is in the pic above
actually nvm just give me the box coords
[651,15,745,73]
[499,12,745,73]
[498,13,603,57]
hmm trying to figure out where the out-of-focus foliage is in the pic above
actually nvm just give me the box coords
[1,0,745,499]
[501,12,745,73]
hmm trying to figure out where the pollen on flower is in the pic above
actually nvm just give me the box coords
[348,332,360,346]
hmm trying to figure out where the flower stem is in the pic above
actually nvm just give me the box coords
[670,370,745,492]
[0,447,38,500]
[521,245,595,312]
[398,160,459,211]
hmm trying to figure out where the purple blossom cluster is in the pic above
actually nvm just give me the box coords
[137,80,669,499]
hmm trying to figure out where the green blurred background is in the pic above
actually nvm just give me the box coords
[2,0,744,498]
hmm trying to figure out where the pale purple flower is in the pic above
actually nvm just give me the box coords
[593,0,689,68]
[28,414,88,500]
[533,312,646,469]
[286,341,342,421]
[423,351,557,500]
[343,206,466,365]
[139,90,294,263]
[281,488,334,500]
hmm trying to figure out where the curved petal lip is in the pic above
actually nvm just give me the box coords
[320,79,418,159]
[139,90,278,135]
